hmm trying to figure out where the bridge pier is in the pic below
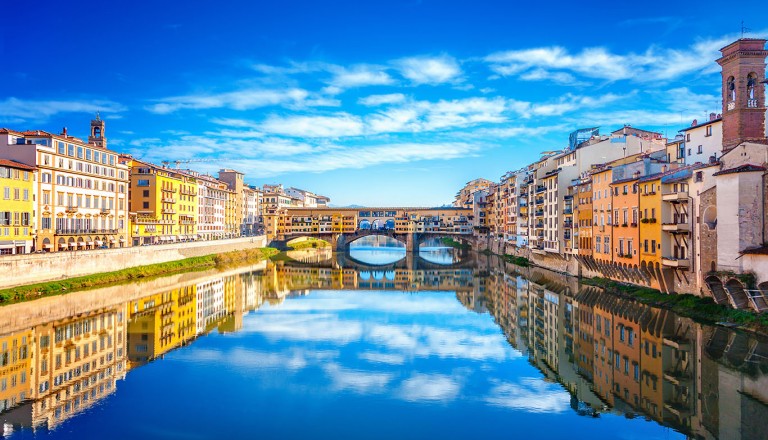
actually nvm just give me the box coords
[405,232,420,253]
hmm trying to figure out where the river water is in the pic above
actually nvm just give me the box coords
[0,238,765,439]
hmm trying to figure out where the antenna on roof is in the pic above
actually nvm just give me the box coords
[741,20,751,38]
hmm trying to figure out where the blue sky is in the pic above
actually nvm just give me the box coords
[2,1,766,206]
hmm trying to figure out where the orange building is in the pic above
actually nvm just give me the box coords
[575,177,593,256]
[610,176,640,268]
[591,166,614,265]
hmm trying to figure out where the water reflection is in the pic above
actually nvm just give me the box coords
[0,253,765,439]
[348,235,405,265]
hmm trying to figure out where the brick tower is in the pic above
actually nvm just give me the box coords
[88,112,107,149]
[716,38,768,151]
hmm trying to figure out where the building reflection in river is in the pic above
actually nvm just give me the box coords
[0,256,766,439]
[480,258,768,439]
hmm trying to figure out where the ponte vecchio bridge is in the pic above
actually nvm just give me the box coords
[265,207,473,253]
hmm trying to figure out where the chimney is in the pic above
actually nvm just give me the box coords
[62,127,67,136]
[709,112,716,121]
[691,119,698,127]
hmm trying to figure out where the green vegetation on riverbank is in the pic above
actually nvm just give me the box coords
[288,237,330,250]
[441,237,470,250]
[502,254,531,267]
[582,277,768,332]
[0,247,278,304]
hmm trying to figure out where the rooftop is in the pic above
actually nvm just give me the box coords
[712,164,767,176]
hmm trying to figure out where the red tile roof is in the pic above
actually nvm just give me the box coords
[0,159,36,171]
[712,164,766,176]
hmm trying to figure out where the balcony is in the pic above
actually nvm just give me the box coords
[65,205,78,213]
[162,187,178,193]
[563,208,573,215]
[535,222,544,229]
[535,186,546,194]
[662,257,690,268]
[534,210,544,217]
[55,229,119,235]
[563,221,573,229]
[535,198,545,205]
[662,222,690,233]
[162,208,177,214]
[100,207,110,214]
[162,197,177,204]
[662,191,688,203]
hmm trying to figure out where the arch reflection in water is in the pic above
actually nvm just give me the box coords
[0,252,765,439]
[347,235,406,265]
[418,236,462,265]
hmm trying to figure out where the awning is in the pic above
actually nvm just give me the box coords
[59,244,67,249]
[110,238,116,243]
[87,241,94,245]
[96,240,104,246]
[68,242,77,248]
[78,242,87,247]
[44,244,53,249]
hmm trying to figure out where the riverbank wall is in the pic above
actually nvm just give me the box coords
[0,236,267,289]
[470,235,594,278]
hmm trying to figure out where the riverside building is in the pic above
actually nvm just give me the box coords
[121,158,199,246]
[463,37,768,310]
[0,159,35,254]
[0,117,130,251]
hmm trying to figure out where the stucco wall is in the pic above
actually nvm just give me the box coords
[0,235,267,289]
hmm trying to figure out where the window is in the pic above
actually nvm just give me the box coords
[137,179,150,187]
[697,145,703,154]
[706,125,712,136]
[57,141,65,155]
[695,171,703,182]
[142,202,149,209]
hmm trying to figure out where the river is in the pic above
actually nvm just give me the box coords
[0,237,765,439]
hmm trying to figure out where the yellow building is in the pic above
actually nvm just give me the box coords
[639,174,664,290]
[32,305,127,429]
[122,158,198,246]
[126,285,197,368]
[0,329,33,412]
[0,159,35,254]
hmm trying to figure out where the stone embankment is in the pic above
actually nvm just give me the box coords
[0,236,267,289]
[471,235,593,277]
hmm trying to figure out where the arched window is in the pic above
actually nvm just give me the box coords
[727,76,736,101]
[747,73,757,106]
[93,127,101,138]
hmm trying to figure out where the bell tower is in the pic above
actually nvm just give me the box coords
[716,38,768,151]
[88,112,107,149]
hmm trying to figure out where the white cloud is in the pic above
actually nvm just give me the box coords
[484,33,757,84]
[326,64,394,90]
[484,378,571,413]
[394,55,462,85]
[358,351,407,365]
[358,93,407,106]
[323,363,393,394]
[260,113,365,138]
[397,373,461,402]
[0,97,125,122]
[146,88,311,113]
[242,313,364,344]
